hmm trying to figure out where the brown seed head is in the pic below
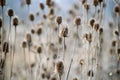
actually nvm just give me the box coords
[114,5,120,13]
[43,14,47,19]
[114,30,119,36]
[49,8,54,16]
[73,77,78,80]
[112,40,116,47]
[26,33,32,43]
[87,70,94,77]
[117,48,120,55]
[74,17,81,26]
[86,33,92,43]
[29,14,34,22]
[93,23,99,31]
[56,16,62,25]
[93,0,98,7]
[3,42,9,54]
[46,0,51,7]
[26,0,31,5]
[84,3,90,11]
[61,27,68,37]
[31,29,35,34]
[36,27,42,35]
[0,18,2,28]
[89,18,95,27]
[13,17,19,27]
[99,27,103,35]
[81,0,86,5]
[56,61,64,76]
[7,9,14,17]
[98,0,103,3]
[22,41,27,48]
[39,3,44,10]
[37,46,42,54]
[0,0,6,7]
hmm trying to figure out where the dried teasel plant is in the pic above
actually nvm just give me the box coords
[39,2,45,10]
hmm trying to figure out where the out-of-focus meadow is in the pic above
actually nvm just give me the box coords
[0,0,120,80]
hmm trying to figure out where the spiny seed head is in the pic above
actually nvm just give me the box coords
[84,3,90,11]
[7,9,14,17]
[43,14,47,19]
[56,16,62,25]
[26,0,31,5]
[99,27,103,35]
[89,18,95,27]
[117,48,120,55]
[116,69,120,75]
[37,46,42,54]
[74,17,81,26]
[0,18,2,28]
[3,42,9,54]
[56,61,64,76]
[41,73,45,79]
[51,77,57,80]
[46,0,51,7]
[81,0,86,5]
[22,41,27,48]
[98,0,103,3]
[26,33,32,43]
[39,3,44,10]
[13,17,19,27]
[31,29,35,34]
[29,14,34,22]
[93,0,98,7]
[114,30,119,36]
[36,27,42,35]
[112,40,116,47]
[87,70,94,77]
[0,0,6,7]
[60,26,68,37]
[49,8,54,16]
[93,23,99,31]
[73,77,78,80]
[79,59,84,65]
[86,33,92,43]
[114,5,120,13]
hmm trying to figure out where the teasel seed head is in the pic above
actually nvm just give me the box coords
[41,73,45,79]
[81,0,86,5]
[39,3,45,10]
[93,23,99,31]
[0,0,6,7]
[51,77,57,80]
[84,3,90,11]
[49,8,54,16]
[89,18,95,27]
[117,48,120,55]
[26,0,31,5]
[73,77,78,80]
[46,0,51,7]
[114,5,120,14]
[112,40,116,47]
[87,70,94,77]
[56,16,62,25]
[114,30,119,36]
[13,17,19,27]
[36,27,42,35]
[86,33,92,43]
[3,42,9,54]
[98,0,103,3]
[29,13,34,22]
[37,46,42,54]
[43,14,47,19]
[31,29,35,34]
[74,17,81,26]
[56,61,64,76]
[60,26,68,37]
[0,18,2,28]
[93,0,98,7]
[99,27,103,35]
[79,59,84,66]
[7,8,14,17]
[116,69,120,75]
[26,33,32,44]
[22,41,27,48]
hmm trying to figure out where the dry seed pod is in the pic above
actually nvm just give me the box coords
[112,40,116,47]
[99,27,103,35]
[0,18,2,28]
[89,18,95,27]
[87,70,94,77]
[86,33,92,43]
[26,0,31,5]
[51,77,57,80]
[31,29,35,34]
[73,77,78,80]
[60,27,68,37]
[84,3,90,11]
[49,8,54,16]
[22,41,27,48]
[117,48,120,54]
[43,14,47,19]
[81,0,86,5]
[114,30,119,36]
[56,61,64,76]
[37,46,42,54]
[114,5,120,13]
[41,73,45,79]
[79,59,84,65]
[26,33,32,43]
[0,0,6,7]
[13,17,19,27]
[46,0,51,7]
[98,0,103,3]
[29,14,34,22]
[93,23,99,31]
[39,3,45,10]
[74,17,81,26]
[56,16,62,25]
[93,0,98,7]
[7,9,14,17]
[36,27,42,35]
[3,42,9,54]
[116,69,120,75]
